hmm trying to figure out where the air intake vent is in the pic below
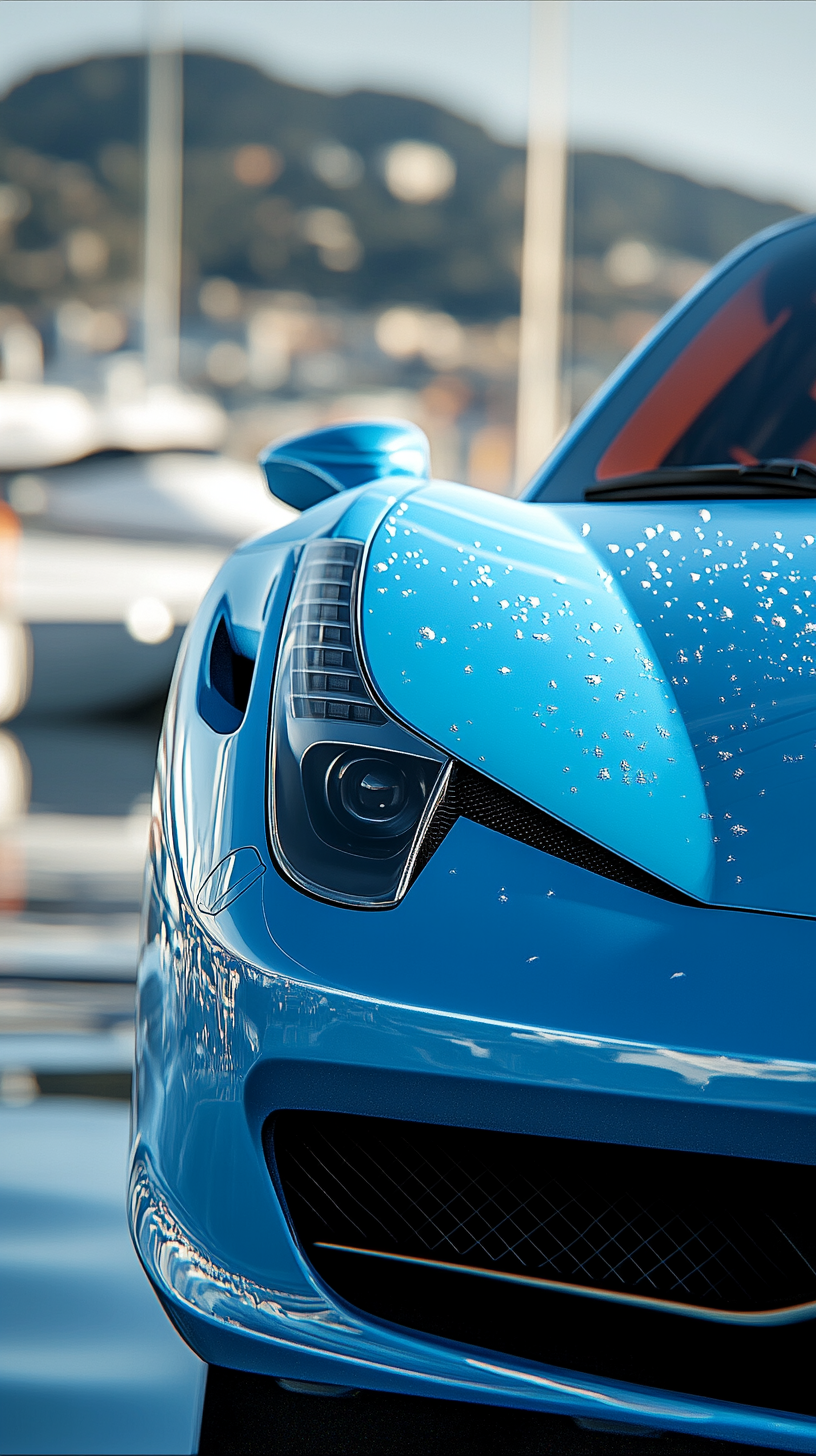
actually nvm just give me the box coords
[198,605,256,734]
[413,762,698,905]
[273,1112,816,1321]
[269,1111,816,1418]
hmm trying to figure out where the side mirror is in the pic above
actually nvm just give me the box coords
[258,418,430,510]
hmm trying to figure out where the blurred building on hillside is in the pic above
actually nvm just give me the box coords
[0,52,801,492]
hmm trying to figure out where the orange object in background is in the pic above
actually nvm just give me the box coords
[0,501,31,721]
[0,838,26,914]
[0,500,20,611]
[596,274,790,479]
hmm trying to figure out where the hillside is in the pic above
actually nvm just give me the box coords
[0,51,801,326]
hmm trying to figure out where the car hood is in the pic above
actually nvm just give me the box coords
[359,481,816,917]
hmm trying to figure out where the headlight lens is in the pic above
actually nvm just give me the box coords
[270,540,449,906]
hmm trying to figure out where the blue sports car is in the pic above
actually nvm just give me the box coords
[131,215,816,1450]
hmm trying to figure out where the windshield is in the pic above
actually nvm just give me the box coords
[530,217,816,500]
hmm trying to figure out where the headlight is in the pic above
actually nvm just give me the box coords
[270,540,449,907]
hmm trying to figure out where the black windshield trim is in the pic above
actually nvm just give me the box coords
[586,463,816,502]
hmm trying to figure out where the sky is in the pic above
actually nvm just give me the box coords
[0,0,815,210]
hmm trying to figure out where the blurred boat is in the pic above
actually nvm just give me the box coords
[0,373,294,715]
[3,444,294,717]
[0,375,226,470]
[0,382,100,469]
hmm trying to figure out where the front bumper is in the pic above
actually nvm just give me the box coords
[131,841,816,1452]
[132,1158,816,1452]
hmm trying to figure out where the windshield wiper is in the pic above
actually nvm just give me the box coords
[586,460,816,502]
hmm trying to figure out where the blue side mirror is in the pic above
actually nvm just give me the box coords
[258,418,430,510]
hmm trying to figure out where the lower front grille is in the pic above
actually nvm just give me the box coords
[269,1112,816,1416]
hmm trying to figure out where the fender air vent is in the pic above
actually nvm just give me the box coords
[198,608,256,734]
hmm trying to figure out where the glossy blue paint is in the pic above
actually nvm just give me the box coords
[154,532,816,1076]
[579,501,816,917]
[359,481,712,898]
[259,419,430,510]
[132,241,816,1446]
[133,895,816,1448]
[359,486,816,916]
[129,512,816,1448]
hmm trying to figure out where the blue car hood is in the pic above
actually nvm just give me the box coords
[359,482,816,917]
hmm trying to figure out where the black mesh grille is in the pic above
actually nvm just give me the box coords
[269,1113,816,1416]
[272,1113,816,1317]
[412,763,698,905]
